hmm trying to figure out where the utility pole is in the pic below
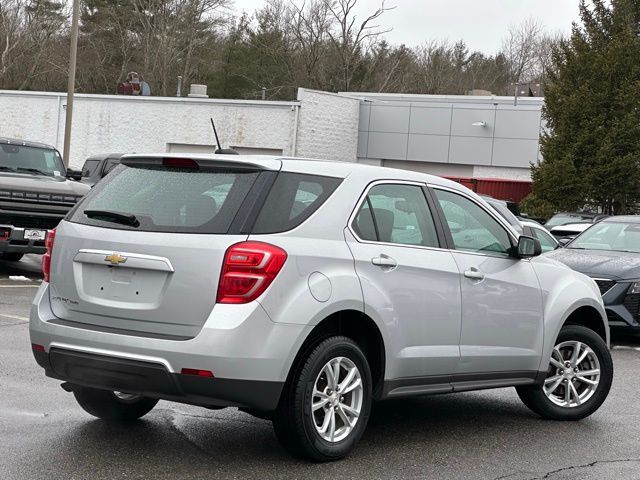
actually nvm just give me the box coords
[62,0,81,168]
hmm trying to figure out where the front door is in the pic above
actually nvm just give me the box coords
[432,188,544,375]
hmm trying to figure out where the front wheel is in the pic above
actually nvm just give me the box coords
[73,387,158,421]
[272,336,372,461]
[517,325,613,420]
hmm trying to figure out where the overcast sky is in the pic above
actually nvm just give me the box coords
[231,0,580,53]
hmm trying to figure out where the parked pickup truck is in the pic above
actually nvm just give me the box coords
[0,138,90,261]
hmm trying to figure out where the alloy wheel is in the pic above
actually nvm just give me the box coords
[543,340,600,408]
[311,357,363,442]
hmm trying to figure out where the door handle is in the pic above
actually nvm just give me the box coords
[464,267,485,281]
[371,255,397,268]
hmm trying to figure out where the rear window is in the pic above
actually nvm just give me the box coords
[70,165,260,233]
[251,173,342,234]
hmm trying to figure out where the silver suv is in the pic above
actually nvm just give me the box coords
[30,155,613,461]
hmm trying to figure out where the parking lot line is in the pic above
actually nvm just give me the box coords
[0,285,39,288]
[0,313,29,322]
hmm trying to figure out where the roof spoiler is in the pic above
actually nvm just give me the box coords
[120,155,281,171]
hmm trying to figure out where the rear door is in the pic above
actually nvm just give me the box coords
[49,160,275,339]
[345,181,461,382]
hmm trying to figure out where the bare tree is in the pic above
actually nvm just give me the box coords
[324,0,394,91]
[0,0,27,80]
[501,17,545,84]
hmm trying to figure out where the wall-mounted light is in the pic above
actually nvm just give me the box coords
[472,121,486,127]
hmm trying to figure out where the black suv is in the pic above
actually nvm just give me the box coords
[0,138,90,261]
[80,153,123,187]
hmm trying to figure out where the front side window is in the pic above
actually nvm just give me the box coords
[352,183,439,247]
[435,189,512,256]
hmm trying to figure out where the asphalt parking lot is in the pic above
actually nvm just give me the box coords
[2,256,640,480]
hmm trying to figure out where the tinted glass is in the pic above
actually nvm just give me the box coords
[352,199,377,241]
[103,158,120,175]
[435,189,512,256]
[70,165,260,233]
[252,173,341,233]
[353,184,439,247]
[82,159,100,177]
[532,227,557,252]
[569,222,640,253]
[0,144,64,176]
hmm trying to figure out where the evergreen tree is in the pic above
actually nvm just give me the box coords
[534,0,640,214]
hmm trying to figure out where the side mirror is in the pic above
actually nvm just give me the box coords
[557,237,571,248]
[66,168,82,181]
[516,235,542,258]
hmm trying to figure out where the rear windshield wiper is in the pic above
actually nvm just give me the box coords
[16,167,49,176]
[84,209,140,227]
[0,166,16,172]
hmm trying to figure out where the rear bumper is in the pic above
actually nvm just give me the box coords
[30,283,312,411]
[32,347,283,410]
[0,224,47,254]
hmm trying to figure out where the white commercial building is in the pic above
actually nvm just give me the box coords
[0,88,543,186]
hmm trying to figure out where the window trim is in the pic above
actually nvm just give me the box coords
[348,180,447,251]
[428,185,520,259]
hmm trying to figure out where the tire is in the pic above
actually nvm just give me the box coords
[73,387,158,421]
[272,336,372,461]
[517,325,613,421]
[1,253,23,262]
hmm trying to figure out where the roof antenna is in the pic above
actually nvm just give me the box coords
[210,118,239,155]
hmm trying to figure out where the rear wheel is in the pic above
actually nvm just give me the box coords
[1,253,23,262]
[272,336,372,461]
[517,325,613,420]
[73,387,158,421]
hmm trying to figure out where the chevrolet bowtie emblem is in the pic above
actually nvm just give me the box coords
[104,253,127,265]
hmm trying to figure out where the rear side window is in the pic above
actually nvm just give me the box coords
[251,173,342,234]
[103,158,120,176]
[352,183,439,247]
[82,159,100,177]
[70,165,260,233]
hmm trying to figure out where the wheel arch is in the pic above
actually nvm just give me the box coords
[563,305,607,343]
[282,310,386,400]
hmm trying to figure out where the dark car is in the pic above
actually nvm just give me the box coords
[545,216,640,331]
[80,153,123,187]
[0,137,90,261]
[545,212,609,229]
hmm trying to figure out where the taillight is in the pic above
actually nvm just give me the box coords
[217,241,287,304]
[42,227,56,283]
